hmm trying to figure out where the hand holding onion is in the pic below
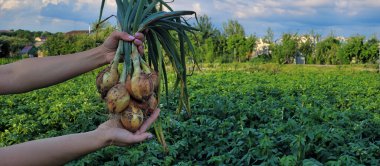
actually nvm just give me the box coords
[101,31,145,64]
[96,30,160,133]
[95,108,160,146]
[95,1,196,151]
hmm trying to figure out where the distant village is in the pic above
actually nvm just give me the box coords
[1,29,345,57]
[1,29,379,65]
[0,30,89,58]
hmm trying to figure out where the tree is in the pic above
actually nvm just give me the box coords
[196,15,219,41]
[0,40,10,57]
[41,33,67,56]
[221,20,246,62]
[0,36,30,56]
[344,35,365,63]
[299,35,314,64]
[226,34,244,62]
[272,33,298,64]
[360,37,378,63]
[307,30,321,64]
[244,35,257,60]
[204,37,215,63]
[214,36,229,63]
[222,20,245,37]
[264,27,274,44]
[13,29,34,42]
[314,37,340,64]
[193,15,221,63]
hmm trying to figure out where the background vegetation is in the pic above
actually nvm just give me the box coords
[1,63,379,165]
[1,15,379,65]
[1,14,380,165]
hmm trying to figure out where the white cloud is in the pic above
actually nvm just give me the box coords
[0,0,29,10]
[293,0,330,8]
[0,0,379,38]
[42,0,67,6]
[192,3,202,14]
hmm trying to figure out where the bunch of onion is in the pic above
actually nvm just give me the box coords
[96,0,198,150]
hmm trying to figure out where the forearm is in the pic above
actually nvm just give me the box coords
[0,130,108,166]
[0,47,108,94]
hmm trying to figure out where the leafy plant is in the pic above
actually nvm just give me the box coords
[1,64,379,165]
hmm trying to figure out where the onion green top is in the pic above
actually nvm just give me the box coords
[98,0,198,115]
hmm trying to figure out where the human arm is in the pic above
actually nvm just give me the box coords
[0,108,160,166]
[0,31,145,95]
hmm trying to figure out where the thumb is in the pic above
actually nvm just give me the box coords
[113,31,135,42]
[129,132,154,143]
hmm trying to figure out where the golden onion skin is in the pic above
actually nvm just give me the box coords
[151,71,159,92]
[120,102,144,132]
[147,93,158,110]
[96,66,119,99]
[106,84,131,113]
[144,94,158,117]
[127,73,154,101]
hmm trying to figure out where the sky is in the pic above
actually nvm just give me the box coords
[1,0,380,39]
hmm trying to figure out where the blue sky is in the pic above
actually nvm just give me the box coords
[1,0,380,39]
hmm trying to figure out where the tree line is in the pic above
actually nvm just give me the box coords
[0,30,53,57]
[193,15,379,64]
[1,15,379,64]
[0,27,112,57]
[270,33,379,64]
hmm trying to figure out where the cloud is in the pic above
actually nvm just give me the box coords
[40,0,115,24]
[192,3,202,14]
[0,0,379,38]
[0,0,27,10]
[172,0,380,38]
[40,2,96,23]
[0,0,116,32]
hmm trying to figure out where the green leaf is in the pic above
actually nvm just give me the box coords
[132,0,147,32]
[141,0,159,20]
[116,0,125,28]
[98,0,106,24]
[138,11,196,32]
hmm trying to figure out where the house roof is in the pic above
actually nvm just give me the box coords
[0,30,11,33]
[65,30,89,36]
[20,46,34,54]
[35,36,47,42]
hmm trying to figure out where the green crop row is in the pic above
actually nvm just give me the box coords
[1,64,379,165]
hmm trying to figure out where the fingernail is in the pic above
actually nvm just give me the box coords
[147,134,154,140]
[128,36,135,40]
[135,33,142,38]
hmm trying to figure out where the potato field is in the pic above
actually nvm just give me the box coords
[1,63,379,165]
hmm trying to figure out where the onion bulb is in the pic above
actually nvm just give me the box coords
[120,101,144,132]
[128,72,155,101]
[106,84,130,113]
[96,66,119,99]
[147,93,158,110]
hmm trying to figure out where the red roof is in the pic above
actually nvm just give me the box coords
[0,30,11,33]
[65,30,89,36]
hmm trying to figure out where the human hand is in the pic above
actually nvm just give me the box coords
[101,31,145,64]
[96,108,160,146]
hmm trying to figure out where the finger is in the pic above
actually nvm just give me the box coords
[133,39,143,46]
[114,31,135,42]
[138,45,144,55]
[134,32,145,41]
[136,108,160,134]
[128,132,153,143]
